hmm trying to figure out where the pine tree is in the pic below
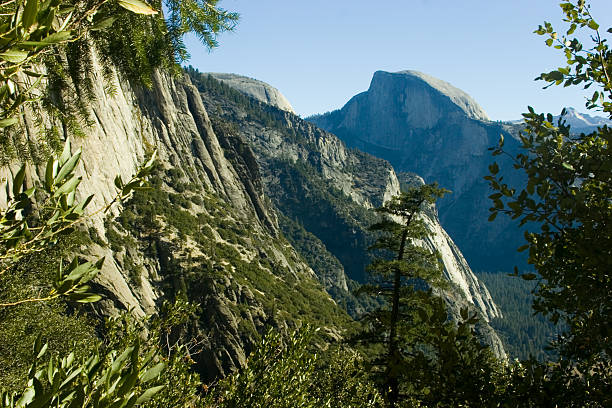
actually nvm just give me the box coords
[356,183,448,407]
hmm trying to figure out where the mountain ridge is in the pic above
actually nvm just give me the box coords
[191,71,505,357]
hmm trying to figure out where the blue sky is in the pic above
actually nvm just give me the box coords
[185,0,612,121]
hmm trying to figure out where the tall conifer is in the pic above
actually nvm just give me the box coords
[356,183,447,407]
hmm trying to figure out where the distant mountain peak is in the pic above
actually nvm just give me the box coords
[559,107,611,128]
[507,107,611,131]
[371,70,490,122]
[206,73,295,113]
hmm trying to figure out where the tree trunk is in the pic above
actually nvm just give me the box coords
[386,227,408,408]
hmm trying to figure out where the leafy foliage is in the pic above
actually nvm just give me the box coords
[0,139,155,307]
[401,298,502,407]
[488,46,610,361]
[486,1,612,405]
[534,0,611,116]
[1,337,165,408]
[165,0,238,62]
[0,1,237,164]
[0,298,201,408]
[0,139,159,403]
[0,230,98,391]
[203,327,383,408]
[0,0,159,129]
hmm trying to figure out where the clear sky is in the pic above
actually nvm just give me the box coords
[185,0,612,121]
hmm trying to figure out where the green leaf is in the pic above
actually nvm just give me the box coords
[74,194,93,214]
[121,180,140,196]
[68,293,102,303]
[45,157,54,190]
[24,186,35,198]
[40,31,72,44]
[62,260,94,283]
[33,335,43,356]
[36,343,48,359]
[134,385,165,405]
[22,0,39,30]
[562,162,575,171]
[140,362,165,383]
[0,50,29,63]
[122,394,140,408]
[94,257,105,270]
[111,346,135,378]
[117,0,159,15]
[521,273,537,280]
[13,165,26,197]
[144,150,157,169]
[23,70,45,78]
[116,369,139,399]
[488,212,498,222]
[59,366,82,390]
[0,117,19,128]
[52,175,81,198]
[90,17,117,31]
[54,149,81,184]
[16,386,35,407]
[59,140,72,166]
[488,162,499,175]
[587,20,599,30]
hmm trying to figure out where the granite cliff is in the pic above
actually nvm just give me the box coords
[309,70,526,273]
[8,50,352,381]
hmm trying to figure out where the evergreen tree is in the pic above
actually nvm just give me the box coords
[356,183,448,407]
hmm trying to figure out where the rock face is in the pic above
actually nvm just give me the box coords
[309,70,526,273]
[207,72,295,113]
[399,174,501,323]
[13,48,351,381]
[193,73,505,356]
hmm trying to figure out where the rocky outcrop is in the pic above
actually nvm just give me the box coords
[207,72,295,113]
[309,70,526,273]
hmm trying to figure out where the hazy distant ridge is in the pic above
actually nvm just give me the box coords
[507,106,611,132]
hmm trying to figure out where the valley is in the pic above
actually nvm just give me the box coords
[1,1,609,406]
